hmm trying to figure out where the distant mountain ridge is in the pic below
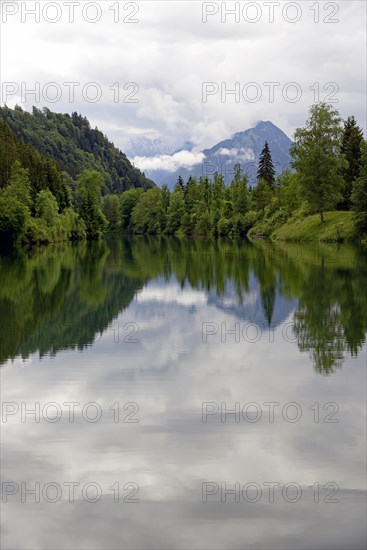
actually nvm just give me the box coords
[126,136,171,157]
[130,121,293,188]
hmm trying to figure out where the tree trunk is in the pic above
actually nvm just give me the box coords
[320,211,324,223]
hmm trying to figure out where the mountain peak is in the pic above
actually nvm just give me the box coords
[129,120,293,188]
[254,120,277,129]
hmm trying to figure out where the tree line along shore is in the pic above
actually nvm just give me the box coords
[0,103,366,249]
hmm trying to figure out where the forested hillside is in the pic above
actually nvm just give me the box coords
[0,105,153,194]
[0,107,154,248]
[0,118,70,208]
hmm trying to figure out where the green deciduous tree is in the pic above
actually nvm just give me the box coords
[291,103,346,222]
[76,170,108,239]
[277,169,302,217]
[167,186,185,234]
[1,160,33,212]
[131,188,164,234]
[35,189,59,226]
[0,196,28,247]
[161,184,170,215]
[231,163,250,215]
[120,188,144,231]
[253,178,272,215]
[185,176,199,213]
[102,194,120,228]
[195,210,212,236]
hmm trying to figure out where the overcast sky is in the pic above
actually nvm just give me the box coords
[1,0,366,158]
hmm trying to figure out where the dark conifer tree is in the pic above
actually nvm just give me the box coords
[175,176,186,194]
[340,116,364,209]
[351,141,367,236]
[257,141,276,189]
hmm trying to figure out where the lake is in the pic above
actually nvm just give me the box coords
[1,237,366,549]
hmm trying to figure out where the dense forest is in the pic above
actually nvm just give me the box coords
[0,106,153,193]
[0,106,153,248]
[0,102,366,249]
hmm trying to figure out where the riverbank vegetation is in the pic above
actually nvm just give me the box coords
[125,103,364,243]
[0,103,366,249]
[0,107,151,248]
[121,104,365,242]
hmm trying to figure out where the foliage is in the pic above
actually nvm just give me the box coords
[131,188,164,234]
[76,170,108,239]
[120,188,145,231]
[351,141,367,236]
[340,116,364,209]
[167,186,185,234]
[0,195,29,247]
[252,178,272,215]
[102,194,120,229]
[291,103,346,222]
[257,141,276,189]
[0,120,100,247]
[0,105,154,194]
[0,103,365,248]
[0,119,70,210]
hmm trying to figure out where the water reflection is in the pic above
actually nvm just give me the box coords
[1,237,366,549]
[1,237,366,373]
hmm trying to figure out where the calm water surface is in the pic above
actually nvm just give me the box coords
[1,237,366,549]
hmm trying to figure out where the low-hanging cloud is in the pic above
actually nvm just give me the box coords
[217,147,256,161]
[1,1,365,154]
[132,150,205,173]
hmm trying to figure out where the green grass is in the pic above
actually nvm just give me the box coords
[271,211,358,242]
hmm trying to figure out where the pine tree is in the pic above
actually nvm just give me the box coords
[351,141,367,236]
[212,172,225,235]
[184,177,199,233]
[257,142,276,189]
[175,176,186,194]
[340,116,364,209]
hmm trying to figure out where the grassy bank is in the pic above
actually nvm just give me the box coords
[271,211,358,242]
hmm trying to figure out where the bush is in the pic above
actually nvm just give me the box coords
[0,196,29,247]
[218,217,233,237]
[195,211,212,236]
[25,218,52,245]
[60,208,86,240]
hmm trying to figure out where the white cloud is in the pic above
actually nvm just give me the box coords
[136,283,207,306]
[132,150,205,173]
[0,1,365,152]
[217,147,256,161]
